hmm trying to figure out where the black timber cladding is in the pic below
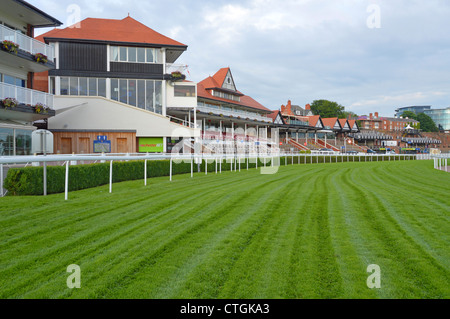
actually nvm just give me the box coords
[59,42,107,72]
[110,62,163,74]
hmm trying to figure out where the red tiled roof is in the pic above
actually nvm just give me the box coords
[338,119,349,128]
[308,115,321,127]
[267,110,280,122]
[38,16,186,47]
[322,117,341,129]
[197,68,271,113]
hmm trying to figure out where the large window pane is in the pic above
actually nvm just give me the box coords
[15,129,32,156]
[110,46,118,61]
[0,128,14,156]
[137,48,145,63]
[98,78,106,98]
[60,77,69,95]
[3,75,15,85]
[128,79,137,106]
[154,49,162,63]
[119,47,127,62]
[88,78,97,96]
[119,79,128,104]
[79,77,88,96]
[174,85,196,97]
[128,47,136,62]
[111,79,119,101]
[154,81,162,114]
[69,77,79,95]
[137,80,145,109]
[146,48,154,63]
[145,80,154,112]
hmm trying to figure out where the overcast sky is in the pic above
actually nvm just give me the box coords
[31,0,450,116]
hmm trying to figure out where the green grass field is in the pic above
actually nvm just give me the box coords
[0,160,449,299]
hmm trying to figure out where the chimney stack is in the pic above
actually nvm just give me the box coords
[305,103,311,110]
[375,112,379,118]
[369,113,373,120]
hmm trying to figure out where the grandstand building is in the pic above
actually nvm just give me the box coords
[34,16,199,154]
[0,0,61,156]
[167,67,275,154]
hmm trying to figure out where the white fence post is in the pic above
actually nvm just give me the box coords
[109,160,113,193]
[65,161,69,200]
[0,164,3,197]
[144,159,147,186]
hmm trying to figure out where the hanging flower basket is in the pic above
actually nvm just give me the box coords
[2,40,19,54]
[1,97,19,108]
[33,53,48,64]
[34,102,49,114]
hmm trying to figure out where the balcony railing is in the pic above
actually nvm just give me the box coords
[0,82,54,109]
[0,24,55,61]
[165,63,189,74]
[197,104,271,123]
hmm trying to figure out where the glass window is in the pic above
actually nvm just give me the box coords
[111,79,119,101]
[98,78,106,98]
[154,81,162,114]
[137,80,145,109]
[128,47,136,62]
[155,49,162,63]
[48,76,55,94]
[15,129,32,156]
[15,78,25,87]
[0,128,14,156]
[110,46,118,61]
[69,77,79,95]
[88,78,97,96]
[60,77,69,95]
[79,77,88,96]
[174,85,196,97]
[3,75,15,85]
[146,48,154,63]
[119,79,127,104]
[128,79,137,106]
[137,48,146,63]
[119,47,127,62]
[145,80,154,112]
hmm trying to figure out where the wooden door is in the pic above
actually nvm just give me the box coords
[116,138,128,153]
[78,137,90,154]
[61,137,72,154]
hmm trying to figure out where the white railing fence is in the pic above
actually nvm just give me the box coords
[0,24,55,61]
[0,82,54,109]
[1,152,423,200]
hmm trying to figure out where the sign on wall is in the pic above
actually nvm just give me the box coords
[139,137,164,153]
[93,135,111,153]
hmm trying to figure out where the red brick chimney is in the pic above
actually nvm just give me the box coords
[305,103,311,110]
[369,113,373,120]
[375,112,379,118]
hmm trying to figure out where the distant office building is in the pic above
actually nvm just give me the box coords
[395,106,431,117]
[424,107,450,131]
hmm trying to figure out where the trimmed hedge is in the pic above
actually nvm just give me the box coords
[4,158,263,196]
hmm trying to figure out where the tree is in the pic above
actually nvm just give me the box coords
[416,113,439,132]
[310,100,345,118]
[400,111,417,120]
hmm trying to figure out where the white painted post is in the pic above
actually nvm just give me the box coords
[1,164,4,197]
[65,161,69,201]
[109,160,113,193]
[191,156,193,178]
[239,157,241,172]
[144,159,147,186]
[215,158,218,174]
[170,158,173,181]
[220,157,222,173]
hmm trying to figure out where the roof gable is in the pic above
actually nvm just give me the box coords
[39,16,186,47]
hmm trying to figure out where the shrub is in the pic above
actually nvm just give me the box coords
[3,158,265,196]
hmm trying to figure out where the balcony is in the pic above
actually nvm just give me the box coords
[0,82,54,122]
[0,24,55,72]
[197,104,271,123]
